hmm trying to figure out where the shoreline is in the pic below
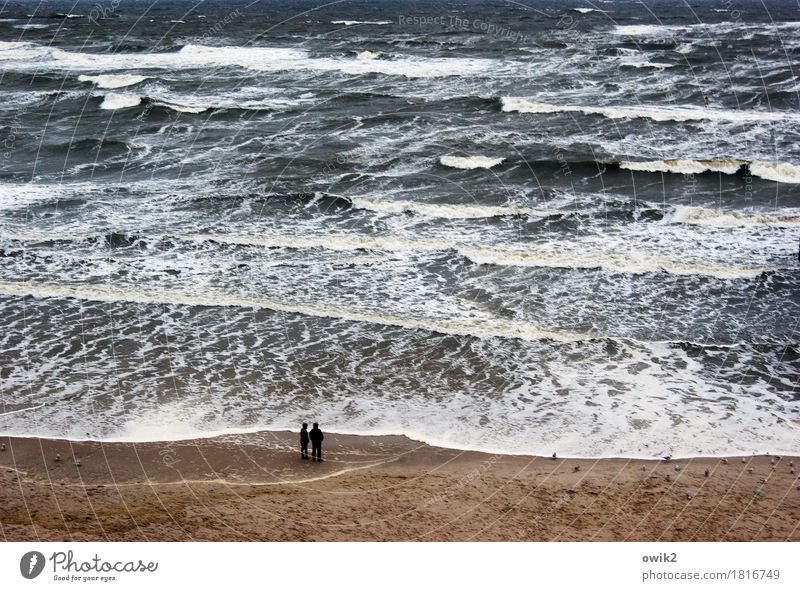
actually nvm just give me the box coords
[1,428,794,461]
[1,431,799,541]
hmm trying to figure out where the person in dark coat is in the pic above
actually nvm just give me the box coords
[309,422,324,462]
[300,423,309,459]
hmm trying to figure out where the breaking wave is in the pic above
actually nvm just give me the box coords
[619,159,800,183]
[672,206,800,228]
[500,97,800,124]
[439,155,505,169]
[0,279,590,343]
[78,74,149,89]
[183,233,764,279]
[350,196,558,219]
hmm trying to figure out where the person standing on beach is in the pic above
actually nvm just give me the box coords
[309,423,324,462]
[300,423,309,459]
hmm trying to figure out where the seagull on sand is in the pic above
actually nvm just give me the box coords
[674,465,681,471]
[59,479,65,486]
[748,468,754,473]
[686,491,693,500]
[742,458,746,463]
[663,455,672,462]
[573,466,580,472]
[641,465,647,471]
[0,443,5,451]
[704,468,710,477]
[75,457,81,468]
[551,452,557,460]
[54,453,61,463]
[721,458,728,464]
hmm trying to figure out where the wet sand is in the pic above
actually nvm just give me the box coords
[1,432,798,541]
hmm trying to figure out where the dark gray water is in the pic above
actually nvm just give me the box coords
[0,0,798,456]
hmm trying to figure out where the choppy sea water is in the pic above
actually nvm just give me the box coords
[0,0,798,457]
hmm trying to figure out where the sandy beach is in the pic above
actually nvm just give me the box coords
[1,432,798,541]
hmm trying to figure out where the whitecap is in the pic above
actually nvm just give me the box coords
[351,197,557,219]
[99,93,142,110]
[501,97,800,123]
[439,155,504,169]
[749,161,800,183]
[672,206,800,228]
[619,159,746,175]
[331,20,391,25]
[78,74,148,89]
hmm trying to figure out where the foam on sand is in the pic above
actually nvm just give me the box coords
[440,155,504,169]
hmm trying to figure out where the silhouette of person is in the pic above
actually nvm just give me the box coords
[300,423,309,459]
[703,94,709,108]
[309,422,324,462]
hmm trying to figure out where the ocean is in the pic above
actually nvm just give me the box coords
[0,0,798,457]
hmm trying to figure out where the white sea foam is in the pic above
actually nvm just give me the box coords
[673,206,800,228]
[440,155,504,169]
[619,159,745,175]
[612,21,800,36]
[749,161,800,183]
[98,93,142,110]
[0,42,492,79]
[185,232,453,253]
[611,24,683,36]
[350,197,557,219]
[500,97,800,124]
[458,245,764,280]
[0,41,34,50]
[618,159,800,183]
[355,50,380,59]
[78,74,148,89]
[151,100,208,113]
[331,20,391,25]
[0,184,62,211]
[0,279,590,343]
[182,233,764,280]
